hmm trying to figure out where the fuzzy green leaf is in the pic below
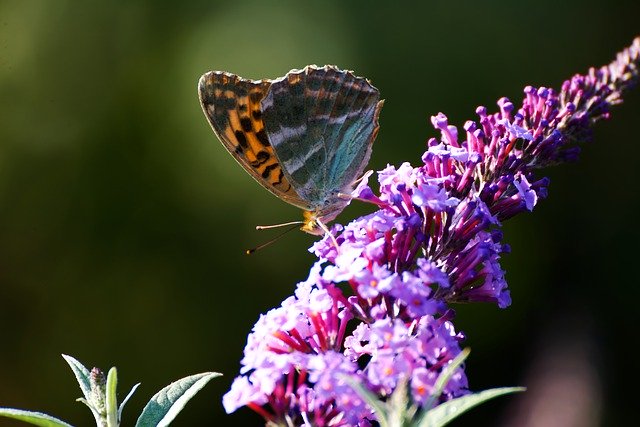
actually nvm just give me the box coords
[135,372,220,427]
[385,380,417,427]
[341,375,389,427]
[118,382,141,422]
[417,387,525,427]
[61,354,92,402]
[105,367,118,427]
[424,348,470,411]
[0,408,74,427]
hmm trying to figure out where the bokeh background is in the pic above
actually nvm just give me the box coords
[1,1,638,426]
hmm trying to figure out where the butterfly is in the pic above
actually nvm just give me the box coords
[198,65,383,236]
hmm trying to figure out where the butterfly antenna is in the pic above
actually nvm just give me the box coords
[246,223,300,255]
[255,220,304,230]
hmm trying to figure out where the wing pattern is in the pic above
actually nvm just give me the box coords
[260,65,382,211]
[198,71,308,208]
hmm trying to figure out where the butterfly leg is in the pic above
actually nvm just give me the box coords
[352,170,374,186]
[315,217,340,253]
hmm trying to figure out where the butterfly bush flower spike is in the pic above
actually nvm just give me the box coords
[222,38,639,425]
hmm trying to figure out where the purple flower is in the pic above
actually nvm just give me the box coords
[223,265,469,425]
[223,376,266,414]
[224,38,640,425]
[306,352,373,425]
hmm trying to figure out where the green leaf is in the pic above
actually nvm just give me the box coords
[61,354,92,402]
[105,367,118,427]
[118,383,141,422]
[424,348,470,411]
[417,387,526,427]
[74,398,101,426]
[0,408,74,427]
[135,372,220,427]
[341,375,389,427]
[385,379,416,427]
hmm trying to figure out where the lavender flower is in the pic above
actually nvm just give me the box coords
[224,38,640,425]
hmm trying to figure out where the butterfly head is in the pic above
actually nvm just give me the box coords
[301,198,348,235]
[301,210,324,235]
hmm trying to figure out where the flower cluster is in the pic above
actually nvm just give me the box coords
[224,38,639,425]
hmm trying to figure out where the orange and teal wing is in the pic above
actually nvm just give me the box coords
[198,71,310,210]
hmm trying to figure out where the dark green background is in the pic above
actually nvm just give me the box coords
[1,1,638,426]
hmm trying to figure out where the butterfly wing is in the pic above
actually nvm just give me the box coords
[198,71,311,210]
[260,65,382,213]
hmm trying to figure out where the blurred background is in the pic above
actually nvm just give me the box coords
[1,1,638,426]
